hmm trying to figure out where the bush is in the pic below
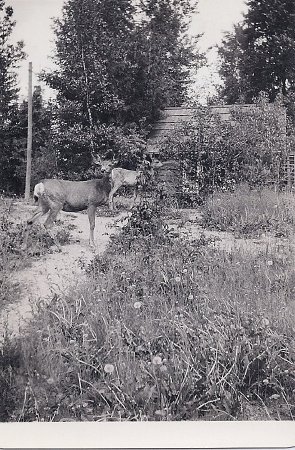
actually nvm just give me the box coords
[157,99,287,205]
[51,122,147,179]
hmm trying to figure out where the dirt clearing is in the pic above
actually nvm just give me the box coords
[0,201,128,341]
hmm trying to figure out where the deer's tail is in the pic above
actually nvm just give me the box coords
[33,182,45,203]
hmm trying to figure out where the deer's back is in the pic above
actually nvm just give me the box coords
[112,168,140,186]
[41,177,111,211]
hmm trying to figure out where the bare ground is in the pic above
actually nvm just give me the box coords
[0,201,129,341]
[169,209,294,258]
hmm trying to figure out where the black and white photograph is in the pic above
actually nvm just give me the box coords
[1,0,295,436]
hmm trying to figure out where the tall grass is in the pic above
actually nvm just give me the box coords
[201,184,295,237]
[1,195,294,421]
[0,197,24,310]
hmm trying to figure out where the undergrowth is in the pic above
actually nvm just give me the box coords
[0,197,71,312]
[201,184,295,238]
[1,192,295,421]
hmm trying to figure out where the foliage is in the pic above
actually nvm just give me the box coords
[0,0,25,193]
[14,87,57,189]
[41,0,202,174]
[157,100,287,203]
[1,190,295,421]
[0,0,25,115]
[51,122,147,178]
[217,0,295,107]
[217,24,249,104]
[0,197,22,310]
[0,83,56,194]
[129,0,202,123]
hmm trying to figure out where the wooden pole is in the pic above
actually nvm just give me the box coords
[25,61,33,201]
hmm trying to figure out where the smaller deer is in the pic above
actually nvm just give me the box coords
[100,157,162,210]
[22,176,111,250]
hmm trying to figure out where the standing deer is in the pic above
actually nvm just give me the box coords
[22,175,111,250]
[100,157,162,210]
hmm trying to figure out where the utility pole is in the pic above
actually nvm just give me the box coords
[25,61,33,201]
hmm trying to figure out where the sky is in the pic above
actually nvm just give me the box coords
[8,0,248,102]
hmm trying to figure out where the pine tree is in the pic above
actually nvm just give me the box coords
[0,0,25,192]
[0,1,24,116]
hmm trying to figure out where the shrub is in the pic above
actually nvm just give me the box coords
[157,99,287,205]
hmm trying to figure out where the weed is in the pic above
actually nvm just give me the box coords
[3,230,295,420]
[201,184,295,238]
[0,197,71,312]
[1,191,295,421]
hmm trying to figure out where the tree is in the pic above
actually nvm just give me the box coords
[128,0,202,124]
[0,0,25,193]
[44,0,136,127]
[218,0,295,104]
[15,87,57,187]
[0,1,25,116]
[42,0,202,176]
[217,25,249,104]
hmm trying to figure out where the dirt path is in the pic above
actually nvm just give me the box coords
[1,205,290,342]
[0,203,128,341]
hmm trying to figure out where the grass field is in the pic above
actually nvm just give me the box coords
[0,186,295,421]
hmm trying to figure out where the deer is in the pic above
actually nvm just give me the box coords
[22,175,112,251]
[99,157,163,210]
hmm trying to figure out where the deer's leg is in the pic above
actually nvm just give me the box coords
[43,203,62,229]
[131,187,139,208]
[108,183,120,210]
[43,202,63,251]
[22,203,49,250]
[87,204,96,248]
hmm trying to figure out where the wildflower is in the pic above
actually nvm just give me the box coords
[104,363,115,374]
[182,268,188,274]
[261,317,270,327]
[262,378,269,385]
[267,260,273,266]
[46,377,55,385]
[134,301,142,309]
[152,356,162,365]
[269,394,280,400]
[175,276,181,283]
[188,294,194,301]
[160,365,167,372]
